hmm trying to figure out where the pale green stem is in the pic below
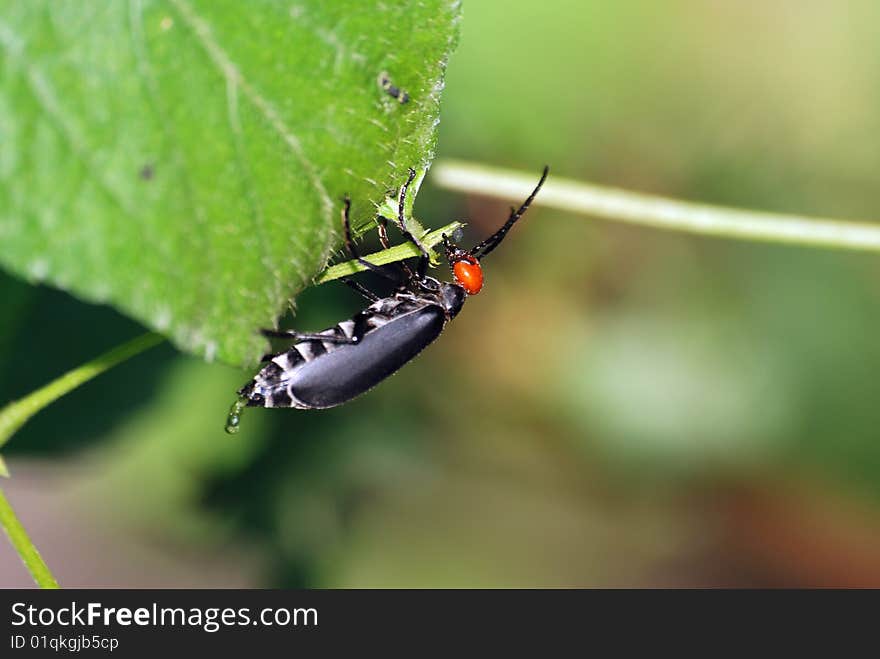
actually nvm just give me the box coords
[0,486,59,588]
[433,160,880,253]
[314,221,463,284]
[0,332,163,587]
[0,332,164,451]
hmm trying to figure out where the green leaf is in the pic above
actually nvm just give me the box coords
[0,1,461,365]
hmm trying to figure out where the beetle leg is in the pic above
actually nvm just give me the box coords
[395,169,429,253]
[415,253,428,279]
[376,215,391,249]
[341,277,379,302]
[342,198,400,282]
[377,215,415,279]
[395,169,431,273]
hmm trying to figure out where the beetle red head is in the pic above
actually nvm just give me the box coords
[452,255,484,295]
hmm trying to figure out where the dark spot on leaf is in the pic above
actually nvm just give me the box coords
[378,71,410,104]
[139,164,154,181]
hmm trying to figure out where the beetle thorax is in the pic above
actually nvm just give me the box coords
[438,281,466,318]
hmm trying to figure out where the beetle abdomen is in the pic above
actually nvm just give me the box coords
[290,304,446,408]
[243,303,448,410]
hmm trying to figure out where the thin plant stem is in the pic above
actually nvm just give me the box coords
[0,332,163,588]
[0,486,59,588]
[433,160,880,253]
[314,221,463,284]
[0,332,165,451]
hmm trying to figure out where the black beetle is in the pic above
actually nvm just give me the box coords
[226,166,548,433]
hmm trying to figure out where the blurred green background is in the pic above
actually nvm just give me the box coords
[3,0,880,587]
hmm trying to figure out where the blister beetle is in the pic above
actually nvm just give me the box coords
[225,166,549,433]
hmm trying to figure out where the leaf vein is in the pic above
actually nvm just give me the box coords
[167,0,335,225]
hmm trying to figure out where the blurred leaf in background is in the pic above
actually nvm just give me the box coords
[436,0,880,497]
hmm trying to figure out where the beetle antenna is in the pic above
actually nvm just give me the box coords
[469,166,549,259]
